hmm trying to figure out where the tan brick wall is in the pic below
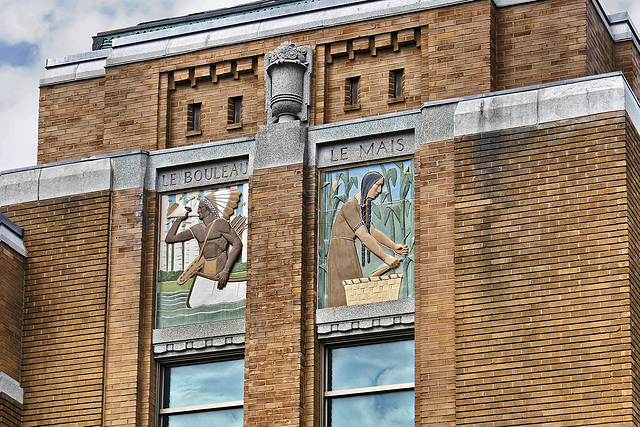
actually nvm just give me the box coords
[496,0,589,91]
[0,242,24,427]
[626,116,640,425]
[102,65,162,157]
[0,393,22,426]
[36,0,640,165]
[168,66,264,148]
[322,22,425,123]
[38,78,105,164]
[414,139,457,425]
[139,190,158,426]
[102,188,156,426]
[586,0,614,77]
[0,243,24,383]
[616,40,640,100]
[32,4,495,163]
[245,164,307,426]
[303,166,319,427]
[427,0,494,101]
[0,191,110,426]
[454,112,633,425]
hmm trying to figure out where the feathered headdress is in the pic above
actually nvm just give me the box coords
[202,188,242,220]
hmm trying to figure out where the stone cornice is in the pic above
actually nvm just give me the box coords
[420,72,640,141]
[0,138,254,207]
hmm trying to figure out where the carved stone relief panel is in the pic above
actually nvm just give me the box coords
[157,167,249,328]
[318,159,414,308]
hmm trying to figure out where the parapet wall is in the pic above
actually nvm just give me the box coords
[34,0,640,165]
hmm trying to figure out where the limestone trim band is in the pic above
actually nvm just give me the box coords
[153,318,245,359]
[317,298,415,340]
[0,372,23,405]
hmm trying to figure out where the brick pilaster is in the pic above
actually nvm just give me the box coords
[414,139,457,425]
[245,163,307,426]
[427,0,493,101]
[103,188,155,426]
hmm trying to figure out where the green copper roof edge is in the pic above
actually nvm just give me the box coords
[94,0,318,50]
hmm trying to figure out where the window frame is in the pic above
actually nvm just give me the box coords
[187,102,202,136]
[344,76,361,111]
[388,69,405,103]
[321,333,415,427]
[157,352,245,426]
[227,96,243,129]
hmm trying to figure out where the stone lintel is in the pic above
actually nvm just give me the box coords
[309,109,419,168]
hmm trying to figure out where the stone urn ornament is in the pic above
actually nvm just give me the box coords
[265,41,313,123]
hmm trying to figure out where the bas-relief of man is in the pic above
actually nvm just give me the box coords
[165,189,245,307]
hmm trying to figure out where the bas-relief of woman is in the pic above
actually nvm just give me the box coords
[165,189,243,289]
[327,171,409,307]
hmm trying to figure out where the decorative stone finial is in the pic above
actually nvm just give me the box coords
[265,41,313,123]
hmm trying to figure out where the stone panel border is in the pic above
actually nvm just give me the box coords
[153,318,245,359]
[317,298,415,340]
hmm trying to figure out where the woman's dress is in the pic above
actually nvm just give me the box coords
[327,197,364,307]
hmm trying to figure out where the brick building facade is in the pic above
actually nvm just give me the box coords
[2,0,640,425]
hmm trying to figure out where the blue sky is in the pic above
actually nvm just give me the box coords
[0,41,39,67]
[0,0,637,173]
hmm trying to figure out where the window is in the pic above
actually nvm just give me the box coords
[389,69,404,101]
[159,358,244,426]
[187,103,201,134]
[324,339,414,427]
[227,96,242,128]
[345,76,360,110]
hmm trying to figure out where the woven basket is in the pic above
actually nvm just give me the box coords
[343,274,403,305]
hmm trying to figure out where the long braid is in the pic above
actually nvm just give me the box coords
[360,171,382,266]
[366,198,372,264]
[361,202,367,266]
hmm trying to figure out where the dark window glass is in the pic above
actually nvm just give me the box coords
[188,103,201,131]
[329,390,414,427]
[347,77,360,105]
[329,340,414,391]
[391,69,404,98]
[228,96,242,124]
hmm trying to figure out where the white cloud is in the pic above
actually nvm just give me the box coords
[1,0,640,173]
[0,0,246,173]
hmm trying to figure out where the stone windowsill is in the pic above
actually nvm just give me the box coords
[226,122,243,130]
